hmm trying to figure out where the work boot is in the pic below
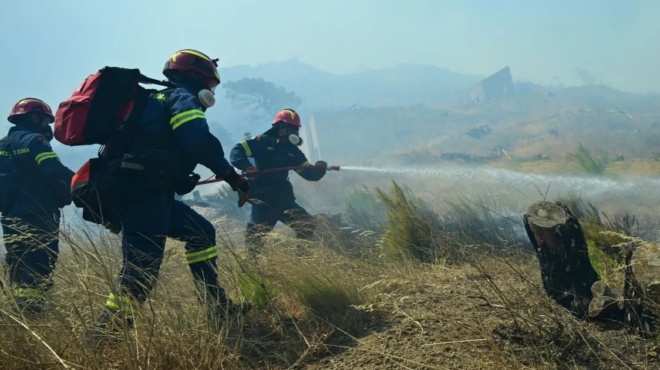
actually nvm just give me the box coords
[207,299,252,332]
[14,296,46,321]
[84,326,122,348]
[84,308,133,347]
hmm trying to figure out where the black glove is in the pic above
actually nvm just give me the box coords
[174,173,201,195]
[312,160,328,176]
[219,169,251,207]
[233,177,250,192]
[233,178,251,207]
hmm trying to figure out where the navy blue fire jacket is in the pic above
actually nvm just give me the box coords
[0,126,74,217]
[230,134,325,201]
[104,85,238,183]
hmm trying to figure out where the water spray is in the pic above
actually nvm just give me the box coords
[336,164,660,198]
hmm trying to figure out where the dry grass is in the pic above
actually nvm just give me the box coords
[0,219,395,370]
[2,188,660,369]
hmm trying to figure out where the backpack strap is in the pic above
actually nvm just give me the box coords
[99,87,175,160]
[139,75,175,89]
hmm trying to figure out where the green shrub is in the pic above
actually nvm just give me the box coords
[377,181,443,263]
[570,143,608,175]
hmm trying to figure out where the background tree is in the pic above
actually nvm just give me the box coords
[222,77,303,126]
[206,119,234,147]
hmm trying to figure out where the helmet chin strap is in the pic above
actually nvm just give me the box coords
[42,125,54,141]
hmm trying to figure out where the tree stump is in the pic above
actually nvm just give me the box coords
[523,201,599,318]
[588,280,625,322]
[624,243,660,336]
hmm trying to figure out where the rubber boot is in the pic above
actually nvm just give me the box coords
[14,296,46,321]
[84,308,134,347]
[207,299,252,332]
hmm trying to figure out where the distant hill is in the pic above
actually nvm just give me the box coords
[307,83,660,166]
[218,58,484,110]
[209,59,485,141]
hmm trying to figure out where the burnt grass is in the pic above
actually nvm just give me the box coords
[303,254,660,370]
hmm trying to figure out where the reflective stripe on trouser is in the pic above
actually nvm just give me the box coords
[185,246,226,304]
[185,246,218,264]
[14,287,47,299]
[105,293,141,313]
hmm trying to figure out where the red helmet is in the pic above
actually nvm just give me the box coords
[7,98,54,124]
[273,109,301,128]
[163,49,221,90]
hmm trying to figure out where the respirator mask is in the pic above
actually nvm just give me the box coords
[284,127,302,146]
[197,84,216,108]
[289,134,301,145]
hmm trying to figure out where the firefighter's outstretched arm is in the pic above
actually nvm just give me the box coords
[293,148,327,181]
[230,139,256,171]
[29,136,75,207]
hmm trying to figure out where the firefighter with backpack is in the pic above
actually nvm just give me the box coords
[0,98,75,318]
[229,109,328,257]
[54,49,252,341]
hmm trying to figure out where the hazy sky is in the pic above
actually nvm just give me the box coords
[1,0,658,116]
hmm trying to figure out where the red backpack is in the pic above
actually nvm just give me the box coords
[56,67,173,231]
[54,66,173,146]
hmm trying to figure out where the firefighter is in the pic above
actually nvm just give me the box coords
[0,98,74,317]
[230,109,328,257]
[87,49,251,342]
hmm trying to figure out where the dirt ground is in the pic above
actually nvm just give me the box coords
[302,256,660,370]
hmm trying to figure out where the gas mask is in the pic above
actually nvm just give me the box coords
[274,123,303,146]
[283,128,302,146]
[198,88,215,108]
[197,80,218,108]
[289,134,301,146]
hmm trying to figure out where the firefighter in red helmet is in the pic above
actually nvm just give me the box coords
[0,98,74,318]
[86,49,251,344]
[230,108,328,257]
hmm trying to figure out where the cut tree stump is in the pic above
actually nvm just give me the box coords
[588,280,625,322]
[524,201,660,333]
[624,242,660,336]
[523,201,599,318]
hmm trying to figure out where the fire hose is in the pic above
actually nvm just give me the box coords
[196,164,341,186]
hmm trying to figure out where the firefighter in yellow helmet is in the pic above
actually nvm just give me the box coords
[86,49,251,344]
